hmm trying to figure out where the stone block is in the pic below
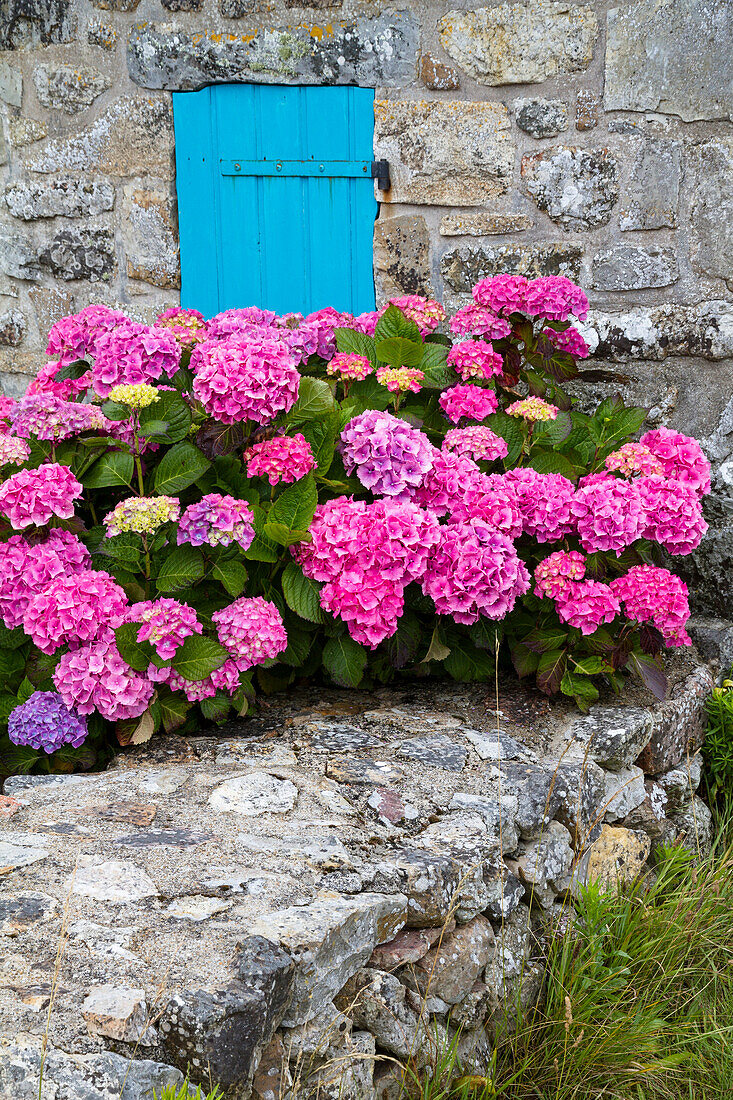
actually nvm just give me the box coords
[373,214,431,302]
[554,760,606,846]
[605,0,733,122]
[603,766,647,822]
[669,795,713,858]
[123,186,180,289]
[0,229,41,281]
[162,0,203,9]
[209,772,298,815]
[88,20,117,49]
[339,968,422,1058]
[572,825,650,892]
[636,664,714,775]
[33,65,110,114]
[512,820,574,908]
[655,753,702,813]
[26,96,174,180]
[420,54,460,91]
[447,790,520,854]
[39,228,115,282]
[93,0,140,8]
[81,985,153,1045]
[0,310,25,346]
[29,286,74,335]
[565,706,654,770]
[438,3,598,86]
[521,145,619,230]
[7,117,47,147]
[248,892,407,1025]
[689,137,733,289]
[70,858,158,902]
[368,926,446,971]
[0,1038,182,1099]
[575,90,599,131]
[441,243,583,307]
[0,893,57,935]
[251,1034,291,1100]
[584,301,733,362]
[592,246,679,291]
[160,936,294,1089]
[5,178,115,220]
[410,915,495,1004]
[619,138,681,231]
[374,99,514,207]
[494,761,570,840]
[0,62,22,107]
[127,15,419,91]
[514,97,568,138]
[0,0,76,50]
[439,212,532,236]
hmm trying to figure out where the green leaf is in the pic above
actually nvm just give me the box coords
[83,451,134,489]
[0,648,27,678]
[158,688,191,734]
[375,336,424,368]
[171,634,229,682]
[114,623,156,673]
[200,692,233,724]
[374,304,421,344]
[382,612,421,669]
[245,507,280,563]
[16,677,35,704]
[139,390,192,444]
[443,639,494,682]
[95,534,143,567]
[153,442,210,495]
[629,650,668,702]
[281,562,327,624]
[279,626,313,668]
[419,341,449,372]
[288,377,336,425]
[568,655,606,675]
[488,412,523,465]
[54,358,89,383]
[264,475,318,547]
[323,634,367,688]
[299,410,339,474]
[536,649,567,695]
[532,410,572,447]
[212,559,248,598]
[334,327,377,362]
[100,400,131,422]
[527,450,578,481]
[524,627,569,654]
[156,545,205,593]
[345,375,393,412]
[561,671,600,710]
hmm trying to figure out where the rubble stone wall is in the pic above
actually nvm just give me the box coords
[0,671,715,1099]
[0,0,732,612]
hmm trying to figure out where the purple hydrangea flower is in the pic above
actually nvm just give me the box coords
[340,410,435,497]
[177,493,255,550]
[9,691,88,754]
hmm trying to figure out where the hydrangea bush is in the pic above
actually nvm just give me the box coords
[0,278,710,776]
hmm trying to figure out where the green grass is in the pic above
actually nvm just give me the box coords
[155,1082,224,1100]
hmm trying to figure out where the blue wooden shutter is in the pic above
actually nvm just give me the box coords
[173,85,377,318]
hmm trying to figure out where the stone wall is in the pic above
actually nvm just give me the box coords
[0,670,714,1099]
[0,0,732,614]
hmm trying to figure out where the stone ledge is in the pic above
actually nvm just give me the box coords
[0,665,714,1098]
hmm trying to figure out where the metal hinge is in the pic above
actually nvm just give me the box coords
[220,158,390,190]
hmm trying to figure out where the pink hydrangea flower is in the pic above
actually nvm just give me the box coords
[640,426,711,496]
[295,497,368,583]
[439,384,498,424]
[46,304,127,366]
[92,321,181,397]
[213,596,287,671]
[167,658,241,703]
[543,326,590,359]
[10,394,111,442]
[321,571,405,648]
[450,304,513,339]
[0,536,70,630]
[45,528,91,571]
[206,307,278,341]
[0,395,15,421]
[405,450,479,518]
[605,443,664,479]
[504,468,576,542]
[534,550,587,599]
[304,307,354,359]
[376,367,424,394]
[523,277,589,322]
[340,410,435,496]
[54,633,154,720]
[385,295,445,336]
[155,307,208,348]
[326,352,373,382]
[472,275,528,317]
[28,359,92,400]
[507,397,559,422]
[177,494,255,550]
[443,425,508,462]
[129,598,202,661]
[636,475,708,555]
[0,463,82,529]
[275,313,320,364]
[611,565,691,647]
[192,335,300,425]
[23,569,127,655]
[350,311,380,336]
[422,518,530,625]
[0,435,30,466]
[244,433,316,485]
[447,340,504,382]
[555,580,620,635]
[570,478,645,555]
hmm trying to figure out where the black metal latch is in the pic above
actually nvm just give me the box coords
[371,160,391,191]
